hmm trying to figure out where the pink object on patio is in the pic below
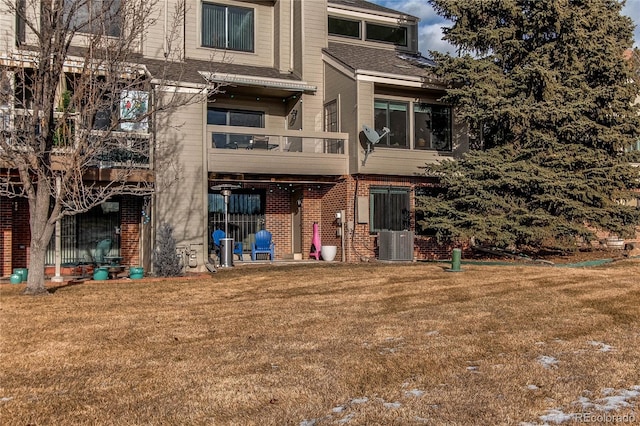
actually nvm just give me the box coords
[310,222,321,260]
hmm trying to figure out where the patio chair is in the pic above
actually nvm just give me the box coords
[94,238,112,265]
[212,229,244,265]
[251,230,275,261]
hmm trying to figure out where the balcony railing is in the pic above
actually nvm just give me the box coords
[207,125,349,176]
[210,131,345,154]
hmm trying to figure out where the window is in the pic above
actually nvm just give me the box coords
[65,0,121,37]
[207,108,263,127]
[328,16,360,38]
[374,100,408,148]
[208,107,264,148]
[15,0,25,44]
[414,103,452,151]
[14,68,35,110]
[370,186,410,232]
[366,23,407,46]
[324,100,338,132]
[202,3,254,52]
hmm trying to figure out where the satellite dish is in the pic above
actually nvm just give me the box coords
[360,124,389,165]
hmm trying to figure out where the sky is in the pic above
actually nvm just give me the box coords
[370,0,640,55]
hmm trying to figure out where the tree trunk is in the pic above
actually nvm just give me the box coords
[23,186,55,296]
[23,241,49,295]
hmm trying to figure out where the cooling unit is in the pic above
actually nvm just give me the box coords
[378,231,414,261]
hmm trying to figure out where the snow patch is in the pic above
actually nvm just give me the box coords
[537,355,559,369]
[588,340,615,352]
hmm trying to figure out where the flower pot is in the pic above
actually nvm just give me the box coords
[129,266,144,280]
[93,267,109,281]
[10,274,22,285]
[13,268,28,283]
[321,245,337,262]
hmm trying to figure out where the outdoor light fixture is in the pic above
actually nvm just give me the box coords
[211,184,241,236]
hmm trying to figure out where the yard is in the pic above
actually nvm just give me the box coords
[1,260,639,425]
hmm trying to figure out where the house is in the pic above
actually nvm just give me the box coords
[0,0,468,277]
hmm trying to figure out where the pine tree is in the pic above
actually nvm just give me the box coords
[418,0,640,250]
[153,223,183,277]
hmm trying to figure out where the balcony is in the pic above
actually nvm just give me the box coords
[207,126,349,176]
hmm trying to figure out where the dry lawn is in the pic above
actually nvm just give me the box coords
[1,260,639,425]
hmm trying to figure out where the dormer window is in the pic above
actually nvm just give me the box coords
[366,22,407,47]
[202,3,254,52]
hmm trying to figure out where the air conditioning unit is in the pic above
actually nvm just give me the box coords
[378,231,414,261]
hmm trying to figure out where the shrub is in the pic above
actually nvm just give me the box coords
[153,223,182,277]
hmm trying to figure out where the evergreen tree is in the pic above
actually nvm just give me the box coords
[153,223,183,277]
[418,0,640,250]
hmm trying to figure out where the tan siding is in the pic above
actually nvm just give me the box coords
[208,151,347,175]
[184,0,273,67]
[324,64,358,173]
[155,94,206,252]
[359,148,454,175]
[356,80,374,172]
[274,0,292,73]
[0,3,15,49]
[142,0,176,60]
[300,0,328,132]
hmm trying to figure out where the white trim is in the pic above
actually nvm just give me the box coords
[327,6,416,24]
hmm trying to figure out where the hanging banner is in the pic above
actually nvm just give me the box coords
[120,90,148,132]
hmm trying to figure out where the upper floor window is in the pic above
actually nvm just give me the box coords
[65,0,122,37]
[208,107,263,148]
[366,22,407,47]
[328,16,360,39]
[415,103,451,151]
[324,100,338,132]
[374,100,408,148]
[202,3,254,52]
[207,108,263,127]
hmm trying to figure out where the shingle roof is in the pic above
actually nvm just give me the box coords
[142,57,301,86]
[324,41,439,80]
[329,0,417,19]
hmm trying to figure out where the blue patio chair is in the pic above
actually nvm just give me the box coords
[212,230,244,265]
[94,238,112,265]
[251,230,275,261]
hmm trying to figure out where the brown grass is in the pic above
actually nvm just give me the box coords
[1,260,639,425]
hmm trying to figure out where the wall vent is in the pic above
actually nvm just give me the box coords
[378,231,414,261]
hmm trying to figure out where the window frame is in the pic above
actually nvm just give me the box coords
[201,2,255,52]
[64,0,122,37]
[365,22,407,47]
[208,107,264,149]
[414,102,452,151]
[328,16,361,39]
[374,99,409,149]
[369,186,411,233]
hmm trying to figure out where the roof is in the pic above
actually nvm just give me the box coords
[329,0,418,20]
[143,57,305,88]
[324,41,438,81]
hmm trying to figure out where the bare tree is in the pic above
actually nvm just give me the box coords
[0,0,200,294]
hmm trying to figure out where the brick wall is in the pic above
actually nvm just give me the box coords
[301,186,324,259]
[12,198,30,269]
[318,181,347,260]
[1,197,12,276]
[265,184,292,259]
[120,196,141,266]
